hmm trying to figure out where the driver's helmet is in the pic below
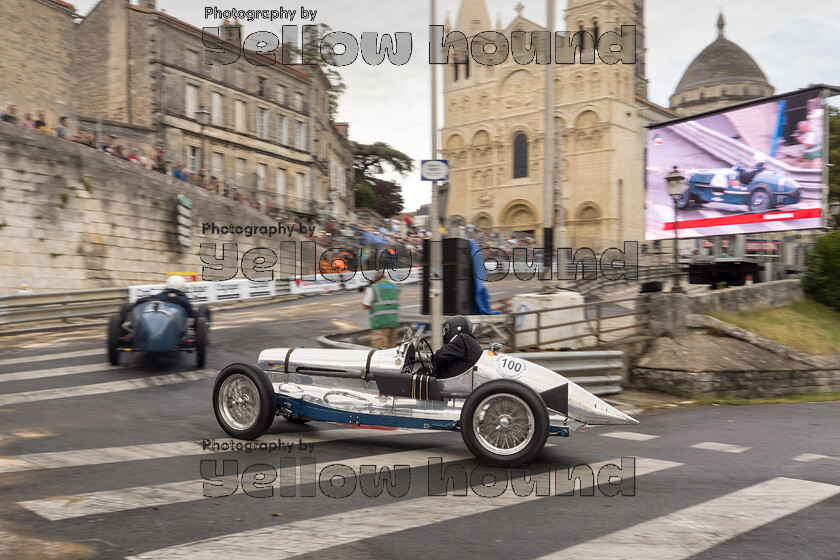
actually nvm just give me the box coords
[442,315,473,345]
[165,275,186,293]
[752,153,767,167]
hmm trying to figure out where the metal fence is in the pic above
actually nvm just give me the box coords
[509,296,643,351]
[509,351,625,395]
[0,281,292,327]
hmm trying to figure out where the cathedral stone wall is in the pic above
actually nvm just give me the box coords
[441,0,656,250]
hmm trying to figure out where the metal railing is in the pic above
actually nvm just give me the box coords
[0,281,292,327]
[0,287,128,326]
[510,296,644,351]
[510,351,625,395]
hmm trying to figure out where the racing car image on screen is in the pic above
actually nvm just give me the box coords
[677,161,801,213]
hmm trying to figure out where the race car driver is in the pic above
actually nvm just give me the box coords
[432,315,483,379]
[154,275,196,318]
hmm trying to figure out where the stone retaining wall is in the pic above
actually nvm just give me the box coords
[631,366,840,398]
[630,314,840,397]
[687,278,804,315]
[0,121,306,294]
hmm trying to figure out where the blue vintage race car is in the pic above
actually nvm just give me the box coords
[678,164,801,212]
[107,298,209,367]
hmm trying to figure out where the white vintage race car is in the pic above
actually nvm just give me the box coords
[212,331,637,465]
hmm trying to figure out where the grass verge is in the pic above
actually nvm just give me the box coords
[708,299,840,355]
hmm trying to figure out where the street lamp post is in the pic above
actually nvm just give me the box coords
[195,107,210,182]
[665,166,685,293]
[429,0,443,349]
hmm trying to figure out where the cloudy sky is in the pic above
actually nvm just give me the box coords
[74,0,840,211]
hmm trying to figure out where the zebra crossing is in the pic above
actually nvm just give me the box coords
[1,341,838,559]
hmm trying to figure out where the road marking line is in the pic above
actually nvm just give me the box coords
[125,457,680,560]
[0,349,102,367]
[0,428,438,473]
[793,453,840,463]
[0,370,218,407]
[20,445,474,521]
[690,441,751,453]
[535,477,840,559]
[599,431,659,441]
[0,363,130,383]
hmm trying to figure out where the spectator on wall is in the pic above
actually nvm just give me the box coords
[172,163,186,181]
[152,149,168,174]
[56,116,71,139]
[101,134,116,153]
[76,129,96,148]
[34,110,48,131]
[21,113,37,130]
[2,105,18,124]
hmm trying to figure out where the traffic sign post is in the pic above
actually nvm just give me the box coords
[177,195,192,249]
[421,159,449,181]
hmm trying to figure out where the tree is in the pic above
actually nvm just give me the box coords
[354,180,377,210]
[353,141,415,178]
[352,141,414,218]
[803,229,840,311]
[368,178,405,218]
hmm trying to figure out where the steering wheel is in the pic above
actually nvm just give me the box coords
[416,338,436,376]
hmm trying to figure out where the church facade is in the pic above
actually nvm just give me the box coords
[440,0,674,250]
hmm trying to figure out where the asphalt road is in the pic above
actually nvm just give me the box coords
[1,281,838,559]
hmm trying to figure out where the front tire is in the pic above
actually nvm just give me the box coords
[748,186,772,212]
[213,363,276,440]
[460,380,549,466]
[107,314,121,365]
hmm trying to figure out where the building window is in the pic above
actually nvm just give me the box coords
[212,152,224,180]
[257,107,268,139]
[211,92,222,126]
[235,157,246,186]
[185,84,198,119]
[187,146,199,173]
[276,85,287,104]
[295,92,304,111]
[513,133,528,179]
[295,121,307,150]
[296,171,305,200]
[236,69,245,89]
[185,50,198,70]
[257,76,266,97]
[276,167,286,203]
[257,163,267,192]
[235,100,245,132]
[277,114,287,144]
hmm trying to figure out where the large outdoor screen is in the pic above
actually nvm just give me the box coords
[646,90,825,240]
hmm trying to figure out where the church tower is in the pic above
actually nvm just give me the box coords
[440,0,658,249]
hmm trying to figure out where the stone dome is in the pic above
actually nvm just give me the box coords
[670,13,773,115]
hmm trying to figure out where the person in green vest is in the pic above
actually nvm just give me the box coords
[362,274,401,349]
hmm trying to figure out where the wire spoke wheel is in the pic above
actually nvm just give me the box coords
[218,373,261,431]
[473,393,536,456]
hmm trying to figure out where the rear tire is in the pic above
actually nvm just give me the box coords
[107,314,121,365]
[460,380,549,466]
[195,317,208,368]
[213,363,276,440]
